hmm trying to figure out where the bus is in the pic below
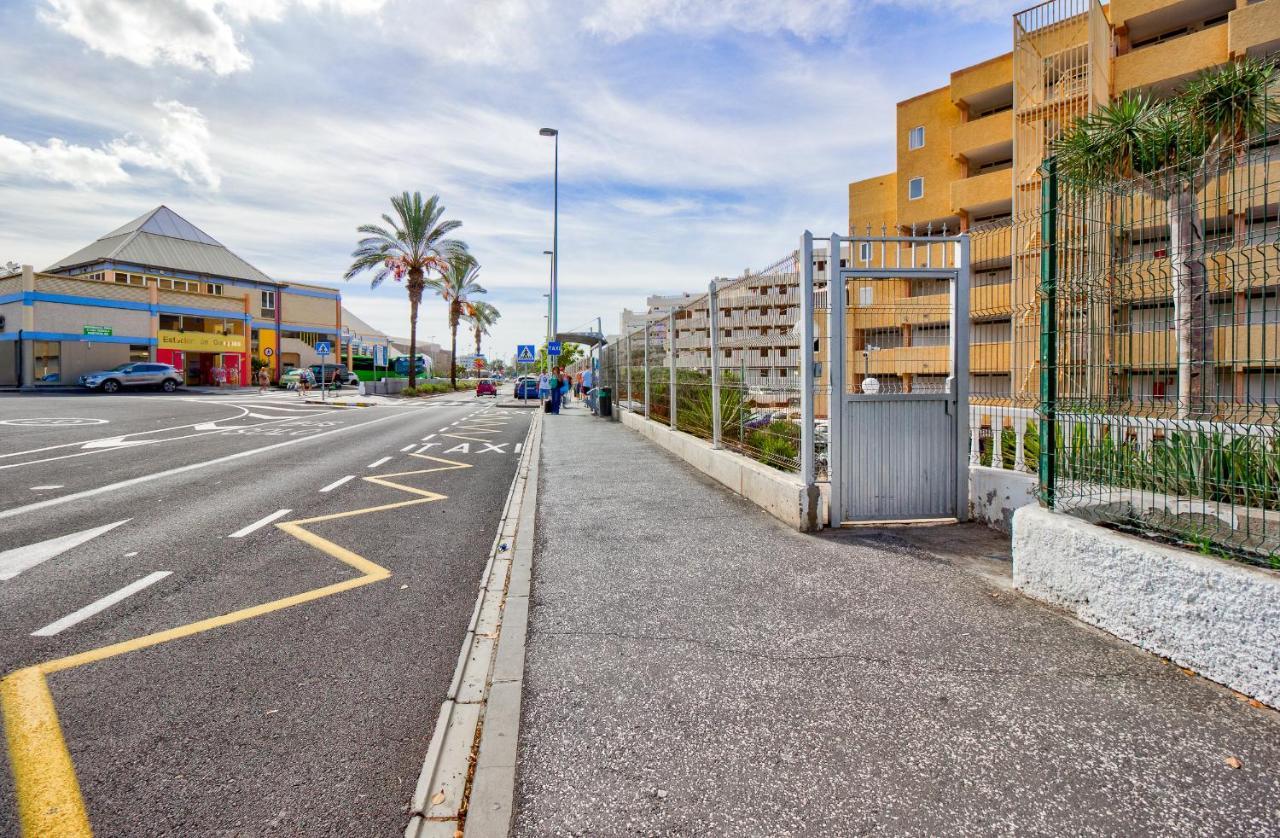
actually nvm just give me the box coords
[350,353,429,381]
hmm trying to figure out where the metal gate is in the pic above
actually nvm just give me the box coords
[806,232,970,524]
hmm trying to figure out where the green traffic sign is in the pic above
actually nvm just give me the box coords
[83,326,112,336]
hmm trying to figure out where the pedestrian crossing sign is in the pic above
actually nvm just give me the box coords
[517,344,536,363]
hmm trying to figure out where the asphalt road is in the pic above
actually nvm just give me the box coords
[0,387,532,836]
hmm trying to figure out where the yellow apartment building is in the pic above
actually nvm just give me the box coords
[847,0,1280,412]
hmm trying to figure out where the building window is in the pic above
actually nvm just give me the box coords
[129,344,150,362]
[859,242,872,262]
[908,177,924,200]
[206,283,224,296]
[34,341,60,384]
[859,287,874,307]
[115,273,146,286]
[908,126,925,150]
[261,290,277,318]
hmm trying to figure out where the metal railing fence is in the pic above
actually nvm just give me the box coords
[595,253,806,473]
[1040,126,1280,568]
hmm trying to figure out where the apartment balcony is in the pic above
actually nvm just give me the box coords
[1114,25,1229,93]
[862,342,1011,376]
[951,168,1012,217]
[951,112,1012,163]
[1112,326,1236,367]
[1109,244,1280,302]
[1230,0,1280,57]
[950,53,1013,108]
[1111,0,1202,29]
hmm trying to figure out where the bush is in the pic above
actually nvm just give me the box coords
[746,420,800,467]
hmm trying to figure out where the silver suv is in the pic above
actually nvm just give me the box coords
[80,363,183,393]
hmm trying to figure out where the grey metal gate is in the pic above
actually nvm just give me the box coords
[806,232,970,524]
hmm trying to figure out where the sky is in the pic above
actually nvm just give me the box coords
[0,0,1026,364]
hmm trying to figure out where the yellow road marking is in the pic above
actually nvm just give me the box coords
[1,452,470,836]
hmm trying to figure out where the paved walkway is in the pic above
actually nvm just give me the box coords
[513,407,1280,836]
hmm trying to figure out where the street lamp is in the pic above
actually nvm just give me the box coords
[539,127,559,338]
[542,293,552,375]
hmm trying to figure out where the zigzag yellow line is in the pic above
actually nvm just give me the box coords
[0,452,470,837]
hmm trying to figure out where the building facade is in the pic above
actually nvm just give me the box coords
[0,206,341,388]
[847,0,1280,411]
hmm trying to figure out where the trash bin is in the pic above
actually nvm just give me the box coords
[598,387,612,417]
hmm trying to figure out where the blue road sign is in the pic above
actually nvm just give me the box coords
[373,344,387,367]
[516,344,536,364]
[315,340,332,356]
[547,341,562,357]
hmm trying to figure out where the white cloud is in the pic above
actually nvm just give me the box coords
[583,0,856,41]
[0,100,218,189]
[39,0,385,75]
[0,136,129,187]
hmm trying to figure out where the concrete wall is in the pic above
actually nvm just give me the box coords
[281,292,338,328]
[34,301,150,339]
[970,465,1037,533]
[1013,505,1280,708]
[620,411,822,531]
[0,342,16,386]
[60,341,133,381]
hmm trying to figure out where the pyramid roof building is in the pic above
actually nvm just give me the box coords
[46,206,274,284]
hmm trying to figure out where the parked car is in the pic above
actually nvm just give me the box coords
[514,376,539,399]
[79,362,182,393]
[278,367,317,389]
[309,363,353,386]
[476,378,498,397]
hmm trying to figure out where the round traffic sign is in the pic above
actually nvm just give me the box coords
[264,347,274,357]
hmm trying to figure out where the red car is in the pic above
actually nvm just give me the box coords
[475,378,498,397]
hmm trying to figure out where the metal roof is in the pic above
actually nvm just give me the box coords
[45,206,273,284]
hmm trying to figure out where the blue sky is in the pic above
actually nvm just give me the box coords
[0,0,1026,362]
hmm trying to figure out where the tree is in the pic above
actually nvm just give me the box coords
[466,300,501,359]
[429,251,487,389]
[1054,58,1279,419]
[344,192,464,388]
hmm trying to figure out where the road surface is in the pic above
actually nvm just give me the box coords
[0,387,530,835]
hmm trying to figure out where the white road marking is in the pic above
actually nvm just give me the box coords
[416,443,440,453]
[0,410,415,522]
[30,485,63,491]
[0,519,131,581]
[230,511,293,537]
[0,405,252,460]
[400,444,416,452]
[229,509,292,538]
[444,443,470,454]
[514,443,523,454]
[438,427,451,432]
[367,456,392,469]
[319,475,355,493]
[31,571,172,637]
[421,434,436,441]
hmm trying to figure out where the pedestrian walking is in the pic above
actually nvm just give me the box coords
[548,366,564,414]
[257,366,269,393]
[538,370,551,402]
[298,369,312,398]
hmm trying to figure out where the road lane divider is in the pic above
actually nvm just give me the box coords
[31,572,172,637]
[0,409,416,522]
[400,444,416,452]
[1,446,476,837]
[367,456,392,469]
[319,475,355,493]
[229,509,293,538]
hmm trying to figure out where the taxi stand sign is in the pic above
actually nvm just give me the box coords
[547,341,562,357]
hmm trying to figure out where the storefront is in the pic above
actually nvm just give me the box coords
[156,327,248,387]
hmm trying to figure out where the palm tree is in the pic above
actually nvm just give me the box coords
[344,192,464,388]
[1054,57,1279,419]
[467,301,501,359]
[429,251,487,389]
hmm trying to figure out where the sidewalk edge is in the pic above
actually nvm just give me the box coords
[404,407,541,838]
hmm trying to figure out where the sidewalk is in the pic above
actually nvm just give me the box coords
[512,407,1280,835]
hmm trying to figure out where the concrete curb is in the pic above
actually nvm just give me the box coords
[301,399,374,409]
[404,409,542,838]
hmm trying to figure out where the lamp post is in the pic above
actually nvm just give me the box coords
[542,293,552,376]
[539,127,559,337]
